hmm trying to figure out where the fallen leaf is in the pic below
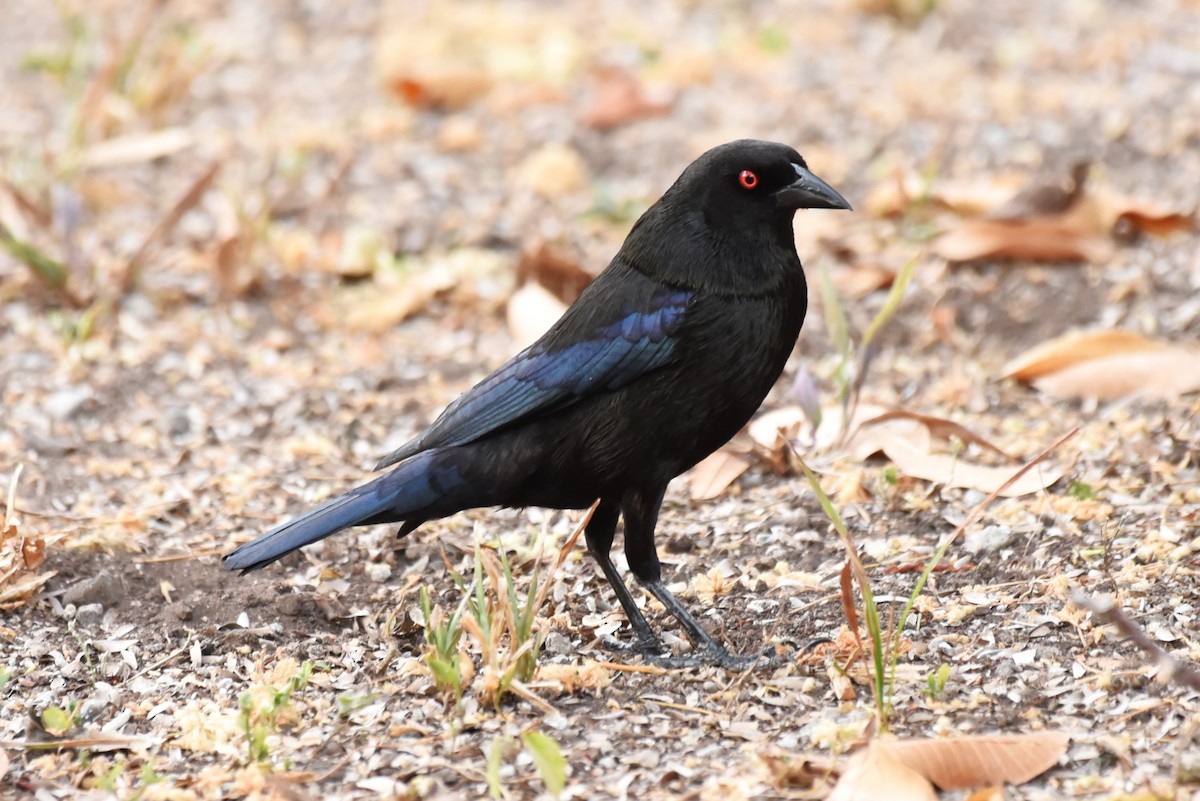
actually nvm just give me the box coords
[1003,330,1200,400]
[689,450,752,500]
[1114,206,1193,237]
[388,66,493,109]
[341,249,506,332]
[748,406,809,452]
[855,410,1012,459]
[581,65,672,130]
[1096,186,1195,238]
[875,436,1065,497]
[1001,330,1164,382]
[831,263,897,299]
[841,409,931,462]
[882,731,1070,790]
[214,232,255,300]
[507,282,568,351]
[829,740,937,801]
[516,242,595,303]
[964,787,1005,801]
[1032,349,1200,401]
[989,162,1090,221]
[933,217,1113,264]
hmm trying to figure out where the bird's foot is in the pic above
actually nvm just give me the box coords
[690,643,788,671]
[599,634,672,660]
[602,640,787,671]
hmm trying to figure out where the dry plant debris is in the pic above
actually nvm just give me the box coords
[2,0,1199,799]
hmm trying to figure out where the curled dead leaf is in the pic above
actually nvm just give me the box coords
[882,732,1070,790]
[855,410,1012,460]
[874,436,1064,497]
[1001,329,1164,382]
[989,162,1090,221]
[933,217,1113,264]
[1032,349,1200,401]
[829,740,938,801]
[516,242,595,304]
[581,66,672,130]
[688,450,752,500]
[1003,330,1200,401]
[388,67,493,110]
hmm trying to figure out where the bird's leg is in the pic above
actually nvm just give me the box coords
[584,498,666,655]
[622,487,775,670]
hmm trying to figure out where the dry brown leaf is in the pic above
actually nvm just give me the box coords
[387,66,494,109]
[1115,207,1193,237]
[581,66,672,130]
[507,282,568,351]
[1096,186,1195,238]
[882,732,1070,790]
[516,242,595,304]
[829,741,938,801]
[877,436,1064,497]
[1003,330,1200,400]
[343,273,453,332]
[964,787,1005,801]
[341,249,505,332]
[748,406,809,452]
[857,410,1012,459]
[1032,349,1200,401]
[831,263,897,299]
[1001,329,1164,382]
[214,232,255,300]
[688,450,752,500]
[989,162,1090,221]
[842,410,931,462]
[933,217,1113,264]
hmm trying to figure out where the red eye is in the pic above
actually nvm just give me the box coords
[739,170,758,189]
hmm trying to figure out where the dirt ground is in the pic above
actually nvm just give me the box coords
[2,1,1199,799]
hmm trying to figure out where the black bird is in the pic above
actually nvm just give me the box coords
[224,139,851,666]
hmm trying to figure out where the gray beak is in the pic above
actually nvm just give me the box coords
[775,163,852,211]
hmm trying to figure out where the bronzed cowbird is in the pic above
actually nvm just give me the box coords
[224,139,851,666]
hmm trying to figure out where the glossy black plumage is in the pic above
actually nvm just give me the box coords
[224,139,850,666]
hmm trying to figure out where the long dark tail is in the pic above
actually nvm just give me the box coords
[223,450,461,572]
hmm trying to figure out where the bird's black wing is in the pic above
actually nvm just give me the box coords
[376,273,693,469]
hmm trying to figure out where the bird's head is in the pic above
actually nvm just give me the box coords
[623,139,851,292]
[678,139,851,225]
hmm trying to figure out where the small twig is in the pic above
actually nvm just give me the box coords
[121,159,222,293]
[1071,592,1200,693]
